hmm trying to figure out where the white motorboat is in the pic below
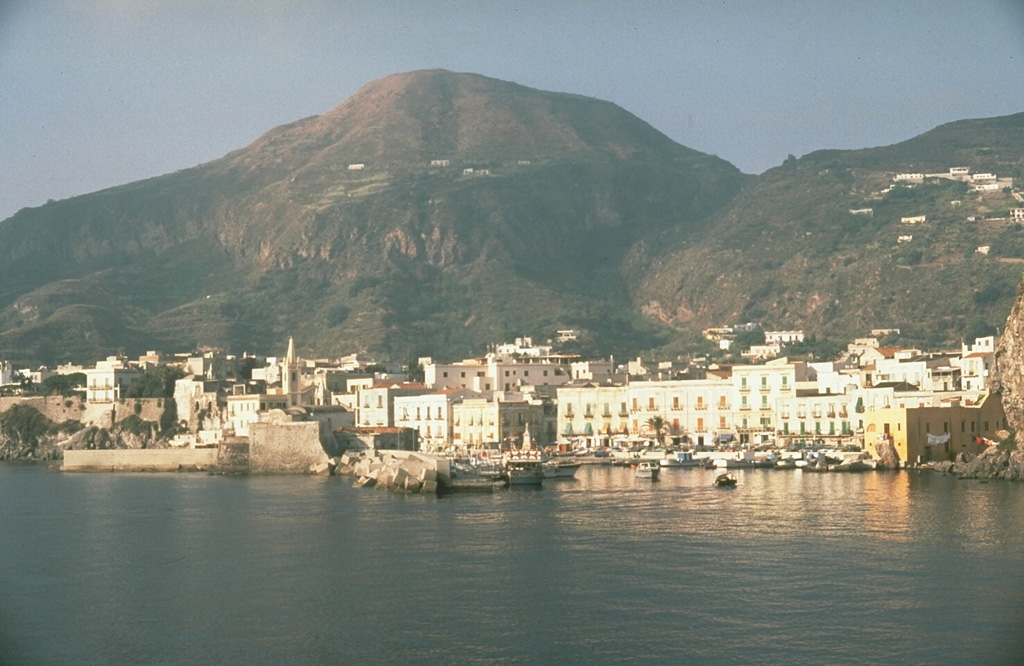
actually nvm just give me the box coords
[635,461,660,479]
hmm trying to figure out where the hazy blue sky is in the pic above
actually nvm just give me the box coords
[2,1,1022,221]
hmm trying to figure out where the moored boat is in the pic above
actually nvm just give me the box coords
[503,450,545,486]
[543,460,581,479]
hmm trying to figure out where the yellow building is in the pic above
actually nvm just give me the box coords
[863,393,1007,464]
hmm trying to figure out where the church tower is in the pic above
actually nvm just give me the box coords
[283,336,300,407]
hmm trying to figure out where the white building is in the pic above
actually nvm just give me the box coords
[84,358,143,404]
[394,388,482,451]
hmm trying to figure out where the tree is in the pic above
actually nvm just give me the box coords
[40,372,86,397]
[125,366,185,398]
[644,416,667,446]
[732,329,766,353]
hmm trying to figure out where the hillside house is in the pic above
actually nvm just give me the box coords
[901,215,926,225]
[429,159,450,167]
[347,163,365,170]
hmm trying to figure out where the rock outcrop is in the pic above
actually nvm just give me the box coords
[334,449,453,494]
[966,279,1024,480]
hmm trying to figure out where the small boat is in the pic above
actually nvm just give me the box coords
[714,473,738,487]
[543,461,581,479]
[775,458,797,469]
[635,461,660,480]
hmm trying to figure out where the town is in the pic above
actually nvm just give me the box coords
[0,322,1009,475]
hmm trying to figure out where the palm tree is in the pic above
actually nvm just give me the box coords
[644,416,666,446]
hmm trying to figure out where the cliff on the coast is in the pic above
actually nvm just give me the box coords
[0,405,166,461]
[948,277,1024,480]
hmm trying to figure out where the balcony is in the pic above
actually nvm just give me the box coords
[694,404,707,411]
[760,405,773,411]
[739,405,752,411]
[738,386,751,394]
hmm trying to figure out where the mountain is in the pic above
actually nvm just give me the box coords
[2,71,1022,367]
[627,112,1024,349]
[0,70,744,365]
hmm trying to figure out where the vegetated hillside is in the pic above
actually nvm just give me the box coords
[0,70,744,365]
[628,112,1024,349]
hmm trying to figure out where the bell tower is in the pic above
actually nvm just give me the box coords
[283,336,300,407]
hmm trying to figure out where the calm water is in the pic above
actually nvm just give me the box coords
[2,463,1023,665]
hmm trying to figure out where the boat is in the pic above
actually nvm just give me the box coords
[502,450,545,486]
[635,461,660,480]
[659,457,683,468]
[543,460,581,479]
[775,458,797,469]
[672,451,703,467]
[714,473,738,487]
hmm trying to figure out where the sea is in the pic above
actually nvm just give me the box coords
[2,462,1023,666]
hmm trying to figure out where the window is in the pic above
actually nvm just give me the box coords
[648,397,655,410]
[761,376,767,387]
[672,396,680,409]
[443,372,448,378]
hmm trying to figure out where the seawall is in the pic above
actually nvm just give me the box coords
[62,448,218,472]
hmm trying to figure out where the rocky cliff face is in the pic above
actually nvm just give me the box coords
[992,279,1024,435]
[951,278,1024,480]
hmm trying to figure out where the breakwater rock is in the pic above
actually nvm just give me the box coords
[334,450,453,494]
[933,445,1024,481]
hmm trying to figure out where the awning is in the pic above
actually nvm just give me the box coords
[563,422,574,435]
[583,422,593,435]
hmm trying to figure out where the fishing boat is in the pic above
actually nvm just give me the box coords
[502,424,545,486]
[714,472,738,487]
[503,450,545,486]
[635,461,660,479]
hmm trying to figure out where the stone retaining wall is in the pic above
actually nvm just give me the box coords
[62,448,218,472]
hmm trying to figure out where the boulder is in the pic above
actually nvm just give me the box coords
[875,440,901,470]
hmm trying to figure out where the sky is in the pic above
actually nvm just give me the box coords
[1,0,1023,222]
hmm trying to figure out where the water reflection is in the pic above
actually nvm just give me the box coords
[3,463,1024,665]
